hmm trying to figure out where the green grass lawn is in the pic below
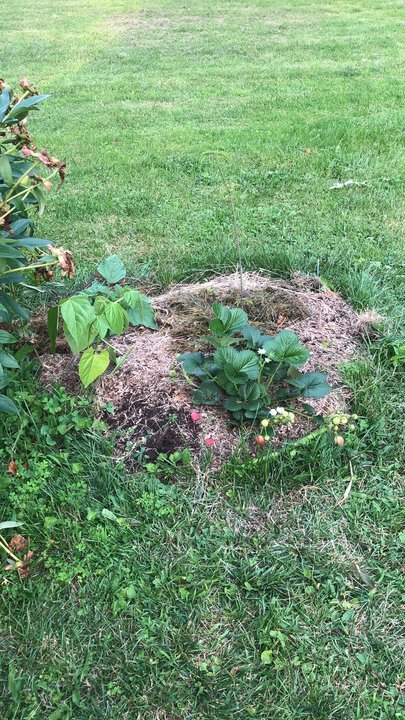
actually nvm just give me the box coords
[3,0,405,312]
[1,0,404,718]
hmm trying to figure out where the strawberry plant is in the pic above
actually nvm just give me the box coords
[178,302,331,426]
[49,255,156,387]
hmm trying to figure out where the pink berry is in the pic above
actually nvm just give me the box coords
[204,437,215,447]
[255,435,265,446]
[190,410,201,423]
[335,435,345,446]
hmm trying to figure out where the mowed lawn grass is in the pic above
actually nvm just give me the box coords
[1,1,405,719]
[3,0,405,312]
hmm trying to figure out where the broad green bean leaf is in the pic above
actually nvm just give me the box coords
[120,288,141,308]
[82,281,114,298]
[94,297,110,338]
[60,296,96,354]
[97,255,126,284]
[262,330,310,366]
[94,296,109,315]
[287,371,331,398]
[104,302,127,335]
[95,316,110,339]
[123,290,156,329]
[60,296,95,343]
[79,347,110,388]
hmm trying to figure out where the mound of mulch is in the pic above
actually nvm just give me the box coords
[40,272,362,468]
[90,272,360,469]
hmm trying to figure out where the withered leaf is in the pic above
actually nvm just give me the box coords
[9,534,27,552]
[7,460,18,476]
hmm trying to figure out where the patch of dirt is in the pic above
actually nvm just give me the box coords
[40,272,362,470]
[97,333,239,470]
[40,353,81,394]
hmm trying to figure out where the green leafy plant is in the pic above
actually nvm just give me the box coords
[380,337,405,367]
[178,302,331,425]
[0,77,71,413]
[49,255,156,387]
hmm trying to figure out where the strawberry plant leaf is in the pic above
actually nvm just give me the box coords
[191,379,220,405]
[215,347,259,379]
[177,352,208,376]
[212,303,248,335]
[262,330,310,366]
[287,371,331,398]
[241,324,263,348]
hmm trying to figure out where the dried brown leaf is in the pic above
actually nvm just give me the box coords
[7,460,18,476]
[9,534,27,552]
